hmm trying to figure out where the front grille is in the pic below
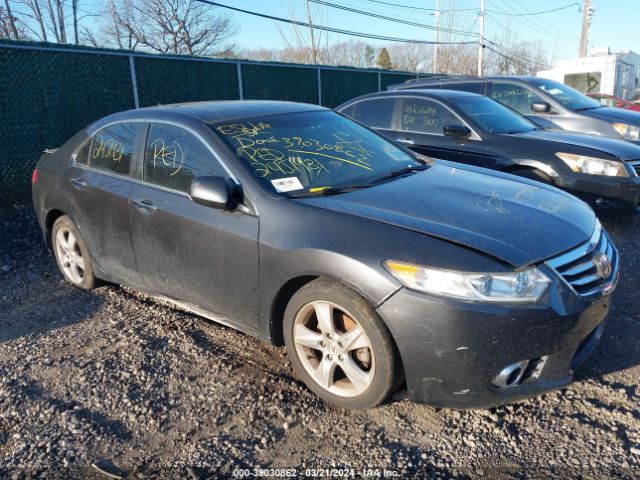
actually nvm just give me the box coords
[630,161,640,176]
[546,223,618,298]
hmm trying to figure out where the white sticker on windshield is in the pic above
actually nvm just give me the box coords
[271,177,304,192]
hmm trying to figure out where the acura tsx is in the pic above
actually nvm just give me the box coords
[32,101,619,409]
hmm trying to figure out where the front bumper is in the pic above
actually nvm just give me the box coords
[377,276,614,409]
[555,171,640,209]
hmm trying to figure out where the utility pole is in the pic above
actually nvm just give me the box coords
[579,0,594,57]
[433,0,440,73]
[477,0,485,76]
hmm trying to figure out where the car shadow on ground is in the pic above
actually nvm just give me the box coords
[578,213,640,379]
[0,208,106,344]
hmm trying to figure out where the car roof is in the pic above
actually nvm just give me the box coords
[389,75,542,90]
[93,100,328,128]
[338,88,482,108]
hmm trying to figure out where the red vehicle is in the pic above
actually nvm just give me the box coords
[587,93,640,112]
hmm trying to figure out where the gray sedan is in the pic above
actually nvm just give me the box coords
[32,101,617,409]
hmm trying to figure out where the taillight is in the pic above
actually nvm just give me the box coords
[32,168,38,184]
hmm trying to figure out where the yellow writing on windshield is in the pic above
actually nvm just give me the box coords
[216,123,374,178]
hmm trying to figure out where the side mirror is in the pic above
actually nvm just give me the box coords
[443,124,472,138]
[531,101,551,113]
[190,176,240,210]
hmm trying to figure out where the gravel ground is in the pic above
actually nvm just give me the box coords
[0,207,638,479]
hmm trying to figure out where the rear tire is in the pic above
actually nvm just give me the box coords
[52,215,97,289]
[283,278,402,409]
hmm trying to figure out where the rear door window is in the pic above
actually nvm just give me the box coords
[143,123,227,193]
[490,82,545,115]
[350,98,397,129]
[88,123,142,176]
[400,97,460,135]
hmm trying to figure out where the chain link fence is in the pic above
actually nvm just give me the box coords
[0,39,428,207]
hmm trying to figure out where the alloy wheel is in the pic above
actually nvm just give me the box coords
[55,228,85,285]
[293,301,375,397]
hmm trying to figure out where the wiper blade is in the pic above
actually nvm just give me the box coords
[288,185,371,198]
[368,164,430,185]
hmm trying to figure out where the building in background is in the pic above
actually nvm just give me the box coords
[537,48,640,101]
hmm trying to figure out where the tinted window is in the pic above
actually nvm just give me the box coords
[351,98,396,129]
[89,123,141,175]
[400,98,460,134]
[443,82,486,94]
[214,110,419,195]
[529,78,602,110]
[448,95,536,134]
[490,83,545,115]
[144,124,226,193]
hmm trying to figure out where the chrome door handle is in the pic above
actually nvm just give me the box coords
[396,137,415,145]
[70,177,87,189]
[132,198,157,212]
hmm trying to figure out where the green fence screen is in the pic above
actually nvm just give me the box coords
[242,64,319,104]
[135,57,239,107]
[0,40,419,207]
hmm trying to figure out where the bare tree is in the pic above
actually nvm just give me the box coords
[1,1,22,39]
[14,0,48,41]
[276,0,329,64]
[386,43,432,72]
[325,40,375,68]
[101,0,138,50]
[105,0,236,55]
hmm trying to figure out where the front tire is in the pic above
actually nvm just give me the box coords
[283,278,402,409]
[52,215,97,289]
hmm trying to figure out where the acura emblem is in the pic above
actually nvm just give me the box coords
[592,252,612,279]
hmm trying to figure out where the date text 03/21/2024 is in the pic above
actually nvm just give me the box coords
[232,467,401,478]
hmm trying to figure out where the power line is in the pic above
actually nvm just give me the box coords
[485,12,535,47]
[484,43,547,72]
[350,0,580,17]
[309,0,480,37]
[487,2,580,16]
[193,0,476,45]
[492,0,580,42]
[348,0,477,13]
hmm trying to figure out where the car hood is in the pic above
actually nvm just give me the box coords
[298,163,596,267]
[581,106,640,125]
[513,129,640,161]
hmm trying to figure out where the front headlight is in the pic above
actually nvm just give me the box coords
[612,122,640,141]
[384,261,550,303]
[555,152,629,177]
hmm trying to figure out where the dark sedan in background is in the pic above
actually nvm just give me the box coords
[33,101,618,409]
[389,76,640,145]
[337,89,640,210]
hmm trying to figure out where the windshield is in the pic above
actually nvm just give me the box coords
[529,78,602,111]
[449,95,536,134]
[213,110,421,195]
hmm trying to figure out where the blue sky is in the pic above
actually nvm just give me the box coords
[221,0,639,61]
